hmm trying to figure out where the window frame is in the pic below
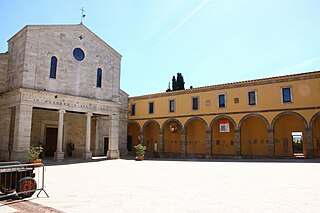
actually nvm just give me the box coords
[49,56,57,79]
[96,68,102,88]
[281,86,293,103]
[73,47,85,61]
[131,104,136,116]
[248,90,257,106]
[169,99,175,113]
[148,101,154,114]
[192,96,199,111]
[218,93,226,108]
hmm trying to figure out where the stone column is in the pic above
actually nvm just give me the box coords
[206,128,211,158]
[94,118,100,156]
[0,108,11,161]
[181,129,186,157]
[54,109,65,161]
[267,128,275,158]
[82,112,93,159]
[107,114,120,159]
[10,104,33,162]
[159,129,164,153]
[235,129,241,157]
[305,127,314,158]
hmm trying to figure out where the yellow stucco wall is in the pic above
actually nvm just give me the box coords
[274,114,306,157]
[212,118,236,155]
[163,122,181,153]
[240,116,268,156]
[186,119,207,154]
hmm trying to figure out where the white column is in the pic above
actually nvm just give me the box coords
[82,112,92,159]
[54,109,65,161]
[107,114,120,159]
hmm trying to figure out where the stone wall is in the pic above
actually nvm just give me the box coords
[119,89,128,156]
[8,25,121,102]
[0,53,9,93]
[7,28,27,91]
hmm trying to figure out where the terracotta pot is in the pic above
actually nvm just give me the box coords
[135,156,144,161]
[31,159,42,167]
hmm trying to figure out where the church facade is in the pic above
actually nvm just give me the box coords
[128,71,320,159]
[0,24,128,162]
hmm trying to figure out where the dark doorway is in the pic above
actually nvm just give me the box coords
[45,128,58,157]
[104,137,109,155]
[292,132,303,155]
[127,136,133,151]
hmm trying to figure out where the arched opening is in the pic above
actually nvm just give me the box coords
[143,120,160,153]
[211,117,236,156]
[127,122,140,152]
[185,118,207,154]
[312,113,320,157]
[240,115,269,157]
[163,119,182,153]
[273,113,307,157]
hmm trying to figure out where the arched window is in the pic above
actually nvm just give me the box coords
[50,56,57,79]
[96,68,102,88]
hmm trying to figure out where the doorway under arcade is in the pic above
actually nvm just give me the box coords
[30,108,113,160]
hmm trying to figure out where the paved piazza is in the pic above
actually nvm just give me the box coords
[2,159,320,212]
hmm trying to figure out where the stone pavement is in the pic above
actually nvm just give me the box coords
[1,158,320,213]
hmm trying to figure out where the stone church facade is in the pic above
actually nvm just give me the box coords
[0,24,128,162]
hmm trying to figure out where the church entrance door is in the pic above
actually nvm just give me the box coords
[104,137,109,155]
[45,128,58,157]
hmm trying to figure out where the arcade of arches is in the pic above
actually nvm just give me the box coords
[128,111,320,158]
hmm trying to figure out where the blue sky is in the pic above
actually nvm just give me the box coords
[1,0,320,97]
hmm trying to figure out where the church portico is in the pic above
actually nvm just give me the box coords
[0,88,123,162]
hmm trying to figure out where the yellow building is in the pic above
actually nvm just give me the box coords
[128,71,320,159]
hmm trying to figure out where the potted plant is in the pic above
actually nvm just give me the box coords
[66,142,75,157]
[134,144,146,161]
[28,145,43,165]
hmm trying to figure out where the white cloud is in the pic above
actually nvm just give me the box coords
[157,0,210,46]
[271,57,320,77]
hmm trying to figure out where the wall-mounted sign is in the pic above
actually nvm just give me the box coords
[219,119,230,132]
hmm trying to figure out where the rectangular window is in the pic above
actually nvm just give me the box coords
[192,97,199,110]
[149,102,154,114]
[96,68,102,88]
[282,87,292,103]
[50,56,57,79]
[131,104,136,116]
[218,94,226,108]
[169,100,175,112]
[248,91,256,106]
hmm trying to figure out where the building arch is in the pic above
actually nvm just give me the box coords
[209,115,237,130]
[272,111,308,157]
[142,119,160,152]
[184,117,208,130]
[162,118,183,154]
[239,113,271,130]
[239,113,269,157]
[185,117,207,154]
[310,111,320,157]
[210,115,237,156]
[271,111,308,129]
[127,121,141,152]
